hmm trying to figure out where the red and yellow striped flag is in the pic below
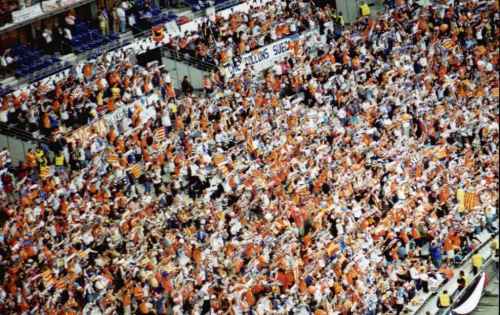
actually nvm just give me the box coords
[41,270,54,286]
[40,166,50,179]
[464,192,478,210]
[154,127,166,143]
[107,152,120,167]
[219,164,229,176]
[55,278,66,290]
[212,153,225,166]
[129,164,142,178]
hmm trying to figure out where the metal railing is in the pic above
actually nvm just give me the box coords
[439,235,498,315]
[0,122,48,145]
[214,0,244,11]
[161,45,217,72]
[410,231,499,315]
[0,0,96,35]
[126,27,218,71]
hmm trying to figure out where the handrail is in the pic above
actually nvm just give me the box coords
[442,256,497,315]
[161,47,217,71]
[0,0,96,35]
[24,62,73,84]
[132,27,218,71]
[214,0,244,11]
[0,122,49,145]
[410,231,498,315]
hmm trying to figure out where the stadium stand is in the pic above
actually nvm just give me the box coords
[157,1,326,67]
[0,0,498,314]
[129,0,177,32]
[10,44,64,78]
[69,20,118,54]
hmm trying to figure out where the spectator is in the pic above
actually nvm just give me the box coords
[437,290,451,308]
[116,2,127,33]
[457,270,468,291]
[41,25,54,54]
[472,253,483,275]
[431,241,443,268]
[181,75,193,95]
[98,9,110,36]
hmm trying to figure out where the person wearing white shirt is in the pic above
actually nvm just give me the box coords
[162,71,172,84]
[116,2,127,33]
[42,27,54,54]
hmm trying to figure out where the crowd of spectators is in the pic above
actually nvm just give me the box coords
[166,1,335,65]
[0,0,499,314]
[0,43,171,135]
[0,0,330,135]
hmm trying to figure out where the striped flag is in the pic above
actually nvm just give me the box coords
[40,166,50,179]
[55,278,66,290]
[457,189,465,212]
[41,270,54,287]
[464,192,477,210]
[129,164,142,178]
[154,127,166,144]
[212,153,225,166]
[219,164,229,176]
[107,152,120,167]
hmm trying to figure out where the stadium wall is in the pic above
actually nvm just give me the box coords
[162,57,207,90]
[0,133,37,163]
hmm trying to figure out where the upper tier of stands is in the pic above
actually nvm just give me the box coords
[0,0,315,141]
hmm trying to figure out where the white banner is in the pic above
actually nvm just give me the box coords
[452,272,486,314]
[103,103,133,127]
[11,5,43,23]
[67,93,160,145]
[225,29,318,76]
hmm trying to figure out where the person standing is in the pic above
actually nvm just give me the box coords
[54,21,65,53]
[359,1,371,17]
[112,5,120,34]
[430,241,443,268]
[116,2,127,33]
[181,76,194,96]
[98,9,109,36]
[42,25,54,54]
[471,253,483,275]
[491,236,499,275]
[457,270,468,291]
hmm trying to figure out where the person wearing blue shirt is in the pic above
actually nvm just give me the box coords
[430,241,443,268]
